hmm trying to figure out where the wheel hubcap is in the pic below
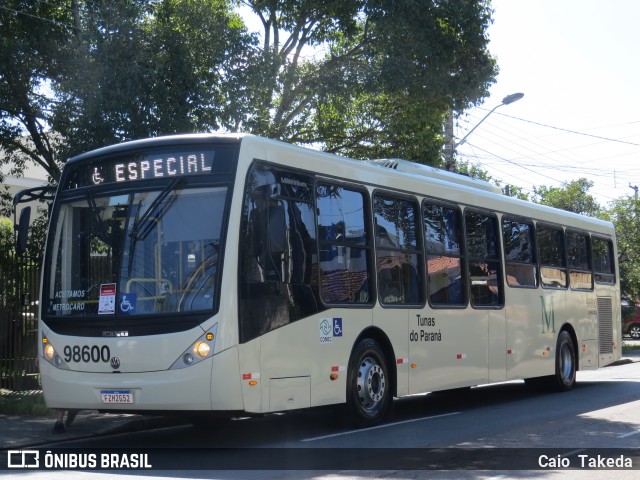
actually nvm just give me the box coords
[356,356,386,412]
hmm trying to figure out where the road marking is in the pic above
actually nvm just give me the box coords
[560,448,585,457]
[301,412,462,442]
[618,429,640,438]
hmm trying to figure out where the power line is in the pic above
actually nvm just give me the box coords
[491,110,640,147]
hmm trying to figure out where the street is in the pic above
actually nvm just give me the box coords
[3,357,639,479]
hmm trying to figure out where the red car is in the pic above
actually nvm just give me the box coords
[623,306,640,339]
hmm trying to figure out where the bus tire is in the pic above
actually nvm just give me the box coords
[552,330,576,391]
[346,338,391,427]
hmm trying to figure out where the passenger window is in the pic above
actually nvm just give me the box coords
[502,218,537,287]
[373,193,423,305]
[316,184,373,304]
[465,211,503,307]
[424,202,466,306]
[537,225,567,288]
[592,237,615,284]
[567,231,593,290]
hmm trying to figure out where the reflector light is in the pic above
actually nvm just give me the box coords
[206,332,214,341]
[330,373,339,381]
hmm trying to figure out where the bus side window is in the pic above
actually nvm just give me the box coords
[592,237,615,284]
[567,230,593,290]
[537,225,567,289]
[465,211,503,308]
[502,217,537,288]
[373,193,423,306]
[424,202,466,307]
[316,184,373,305]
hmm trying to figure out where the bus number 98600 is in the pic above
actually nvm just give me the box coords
[64,345,111,363]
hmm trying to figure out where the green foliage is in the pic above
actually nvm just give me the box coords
[0,0,72,184]
[0,218,12,250]
[53,0,252,161]
[1,0,497,212]
[0,391,50,416]
[532,178,602,217]
[244,0,498,162]
[602,196,640,301]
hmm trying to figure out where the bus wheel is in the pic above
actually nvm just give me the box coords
[346,339,391,427]
[552,331,576,391]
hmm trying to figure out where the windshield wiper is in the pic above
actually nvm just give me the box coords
[131,177,185,241]
[127,177,185,274]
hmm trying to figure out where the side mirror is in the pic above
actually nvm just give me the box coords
[15,206,31,256]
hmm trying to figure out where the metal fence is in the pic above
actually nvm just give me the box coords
[0,250,41,391]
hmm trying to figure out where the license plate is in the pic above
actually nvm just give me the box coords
[100,390,133,404]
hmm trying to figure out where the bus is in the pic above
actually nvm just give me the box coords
[17,133,621,427]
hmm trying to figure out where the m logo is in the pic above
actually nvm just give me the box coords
[540,296,556,333]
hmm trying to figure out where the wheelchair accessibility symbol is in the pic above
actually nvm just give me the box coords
[333,318,342,337]
[119,293,137,314]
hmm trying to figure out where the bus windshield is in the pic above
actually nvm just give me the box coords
[46,185,227,318]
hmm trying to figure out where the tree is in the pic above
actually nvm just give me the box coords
[241,0,498,161]
[53,0,253,161]
[1,0,254,216]
[1,0,497,199]
[532,178,602,217]
[602,196,640,301]
[0,0,74,184]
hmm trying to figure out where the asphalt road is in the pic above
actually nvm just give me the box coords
[7,359,638,480]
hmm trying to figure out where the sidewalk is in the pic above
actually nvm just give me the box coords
[1,351,639,450]
[0,409,185,450]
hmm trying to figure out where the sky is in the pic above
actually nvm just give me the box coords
[455,0,640,206]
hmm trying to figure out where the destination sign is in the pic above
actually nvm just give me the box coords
[62,145,237,190]
[108,152,212,183]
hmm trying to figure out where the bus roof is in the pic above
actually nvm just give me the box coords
[366,158,503,195]
[62,133,614,236]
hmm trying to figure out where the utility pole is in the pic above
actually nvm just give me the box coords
[630,183,638,218]
[444,110,455,171]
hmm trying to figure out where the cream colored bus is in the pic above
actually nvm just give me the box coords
[26,133,620,426]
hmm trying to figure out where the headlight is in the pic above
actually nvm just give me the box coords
[195,341,210,358]
[41,336,68,370]
[44,343,55,361]
[170,324,218,370]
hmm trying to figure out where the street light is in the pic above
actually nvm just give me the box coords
[445,92,524,170]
